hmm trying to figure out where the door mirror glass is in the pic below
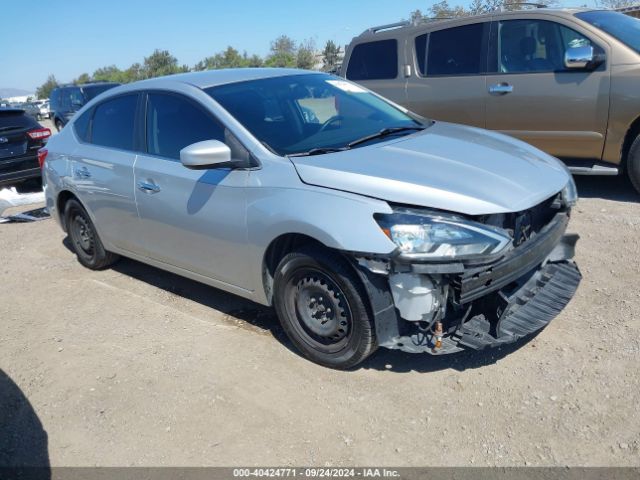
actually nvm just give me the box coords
[564,45,594,69]
[180,140,232,169]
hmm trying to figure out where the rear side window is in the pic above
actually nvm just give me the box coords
[90,94,138,151]
[146,93,225,161]
[0,111,38,129]
[346,39,398,80]
[73,108,92,142]
[415,33,428,76]
[427,23,486,76]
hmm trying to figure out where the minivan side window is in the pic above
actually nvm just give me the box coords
[146,93,225,161]
[498,20,594,73]
[90,94,138,151]
[346,39,398,81]
[426,23,486,76]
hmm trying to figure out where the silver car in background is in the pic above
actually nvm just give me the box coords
[42,69,580,368]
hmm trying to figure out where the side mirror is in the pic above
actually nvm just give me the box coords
[180,140,233,170]
[564,45,595,70]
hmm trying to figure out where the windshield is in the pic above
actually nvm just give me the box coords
[576,10,640,54]
[205,74,424,156]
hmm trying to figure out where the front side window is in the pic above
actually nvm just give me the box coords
[576,10,640,54]
[146,93,225,161]
[90,94,137,151]
[206,74,423,156]
[498,20,594,73]
[346,39,398,80]
[427,23,486,76]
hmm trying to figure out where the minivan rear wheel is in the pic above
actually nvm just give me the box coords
[273,246,377,369]
[627,134,640,194]
[64,199,119,270]
[54,120,63,132]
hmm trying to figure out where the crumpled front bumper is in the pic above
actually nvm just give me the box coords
[355,212,581,355]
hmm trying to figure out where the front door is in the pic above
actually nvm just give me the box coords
[485,17,610,162]
[133,91,251,289]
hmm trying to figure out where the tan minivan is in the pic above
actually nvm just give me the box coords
[341,9,640,193]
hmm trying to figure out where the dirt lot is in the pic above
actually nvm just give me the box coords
[1,174,639,467]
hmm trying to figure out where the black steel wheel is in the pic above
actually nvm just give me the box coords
[274,245,377,369]
[627,134,640,195]
[64,198,119,270]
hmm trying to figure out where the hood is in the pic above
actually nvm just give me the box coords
[290,122,570,216]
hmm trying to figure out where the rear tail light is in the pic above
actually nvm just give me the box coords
[37,148,48,169]
[27,128,51,140]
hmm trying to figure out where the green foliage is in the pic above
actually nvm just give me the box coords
[142,49,188,79]
[321,40,342,72]
[92,65,125,83]
[36,74,58,100]
[266,35,297,67]
[596,0,636,7]
[412,0,557,20]
[296,39,317,70]
[74,73,91,84]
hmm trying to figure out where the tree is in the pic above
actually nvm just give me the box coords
[123,63,143,83]
[74,73,91,84]
[196,46,249,71]
[36,74,58,100]
[597,0,636,7]
[92,65,124,83]
[142,49,188,79]
[266,35,297,67]
[321,40,342,72]
[296,39,317,70]
[422,0,556,19]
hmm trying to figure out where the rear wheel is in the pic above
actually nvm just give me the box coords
[273,246,377,369]
[64,199,119,270]
[54,119,63,132]
[627,134,640,194]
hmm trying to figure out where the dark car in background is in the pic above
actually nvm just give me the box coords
[50,82,120,131]
[0,108,51,187]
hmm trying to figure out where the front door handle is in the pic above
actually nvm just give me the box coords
[489,83,514,95]
[75,166,91,178]
[137,181,161,194]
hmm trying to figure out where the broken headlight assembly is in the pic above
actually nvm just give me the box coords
[561,176,578,208]
[375,210,512,261]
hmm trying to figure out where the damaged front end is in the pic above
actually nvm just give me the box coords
[353,190,581,355]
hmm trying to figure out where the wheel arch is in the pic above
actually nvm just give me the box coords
[56,189,79,231]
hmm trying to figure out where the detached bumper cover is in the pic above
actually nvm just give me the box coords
[356,212,581,355]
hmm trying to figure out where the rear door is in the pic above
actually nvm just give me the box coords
[69,94,141,252]
[133,91,251,288]
[405,21,491,128]
[344,37,407,106]
[485,16,610,161]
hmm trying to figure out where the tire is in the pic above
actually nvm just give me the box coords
[273,245,377,369]
[64,199,119,270]
[628,134,640,194]
[54,120,63,132]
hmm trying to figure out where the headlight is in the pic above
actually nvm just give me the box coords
[375,210,512,260]
[562,176,578,207]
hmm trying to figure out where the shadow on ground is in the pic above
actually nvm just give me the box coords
[0,370,50,478]
[574,175,639,203]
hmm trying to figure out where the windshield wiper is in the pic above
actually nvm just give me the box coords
[347,126,426,149]
[288,147,350,157]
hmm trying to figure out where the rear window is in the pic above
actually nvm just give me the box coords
[90,94,138,151]
[0,110,38,129]
[427,23,486,76]
[83,84,119,101]
[73,108,92,142]
[346,39,398,80]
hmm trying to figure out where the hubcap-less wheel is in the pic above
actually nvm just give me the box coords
[70,214,94,257]
[286,269,353,353]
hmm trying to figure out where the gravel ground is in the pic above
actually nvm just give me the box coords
[0,173,638,467]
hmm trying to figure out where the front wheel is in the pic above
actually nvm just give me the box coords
[628,134,640,194]
[273,246,377,369]
[64,199,119,270]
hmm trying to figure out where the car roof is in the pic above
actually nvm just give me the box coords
[122,68,322,91]
[355,7,599,38]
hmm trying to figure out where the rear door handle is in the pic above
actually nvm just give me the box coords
[137,181,161,194]
[489,83,514,95]
[75,166,91,178]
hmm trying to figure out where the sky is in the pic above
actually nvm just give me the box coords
[1,0,594,92]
